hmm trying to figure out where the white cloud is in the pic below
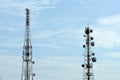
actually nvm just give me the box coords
[80,0,97,5]
[0,0,61,13]
[0,26,18,32]
[93,27,120,48]
[0,55,82,80]
[98,14,120,27]
[32,27,83,49]
[0,53,120,80]
[33,30,57,39]
[33,27,82,40]
[31,14,120,49]
[79,0,100,8]
[35,55,120,80]
[40,0,62,5]
[92,14,120,48]
[0,55,21,80]
[37,56,81,68]
[35,56,82,80]
[94,53,120,80]
[34,43,61,49]
[0,38,23,48]
[0,49,10,54]
[102,52,120,59]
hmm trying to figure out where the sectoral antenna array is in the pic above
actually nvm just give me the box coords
[82,27,97,80]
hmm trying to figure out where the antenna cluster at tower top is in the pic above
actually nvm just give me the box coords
[81,27,97,80]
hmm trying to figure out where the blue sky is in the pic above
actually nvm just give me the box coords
[0,0,120,80]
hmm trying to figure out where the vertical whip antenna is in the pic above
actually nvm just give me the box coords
[26,8,29,27]
[82,27,97,80]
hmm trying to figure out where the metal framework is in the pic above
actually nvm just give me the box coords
[21,8,35,80]
[82,27,97,80]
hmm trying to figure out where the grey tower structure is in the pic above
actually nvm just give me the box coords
[82,27,97,80]
[21,8,35,80]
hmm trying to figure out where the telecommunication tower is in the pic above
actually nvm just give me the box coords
[21,8,35,80]
[82,27,97,80]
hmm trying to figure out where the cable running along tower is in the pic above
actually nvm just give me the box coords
[82,27,97,80]
[21,8,35,80]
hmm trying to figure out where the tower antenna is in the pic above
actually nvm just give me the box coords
[21,8,35,80]
[82,27,97,80]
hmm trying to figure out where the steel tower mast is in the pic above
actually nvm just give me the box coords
[82,27,97,80]
[21,8,35,80]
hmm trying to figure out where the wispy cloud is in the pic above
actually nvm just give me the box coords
[94,51,120,80]
[93,27,120,48]
[92,14,120,48]
[0,26,18,32]
[98,14,120,27]
[33,26,83,40]
[0,55,82,80]
[38,56,81,68]
[32,27,83,49]
[79,0,100,7]
[0,54,119,80]
[102,52,120,59]
[34,43,62,49]
[35,56,82,80]
[0,55,21,80]
[0,38,23,48]
[40,0,62,5]
[0,0,61,12]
